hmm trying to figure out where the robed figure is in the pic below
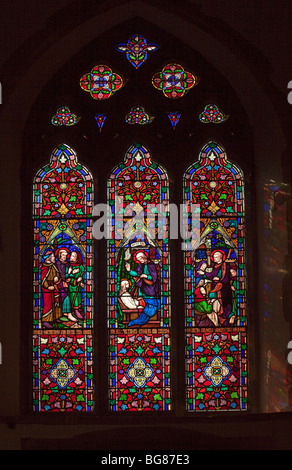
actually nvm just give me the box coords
[196,249,236,326]
[62,250,85,321]
[55,247,70,307]
[125,250,160,327]
[41,248,62,327]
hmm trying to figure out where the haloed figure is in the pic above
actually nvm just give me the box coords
[55,247,70,308]
[62,250,85,322]
[41,249,62,328]
[197,249,235,325]
[125,250,160,327]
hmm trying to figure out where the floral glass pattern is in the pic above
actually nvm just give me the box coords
[183,141,247,411]
[107,144,171,411]
[167,112,181,129]
[125,105,154,125]
[199,104,229,124]
[32,144,94,412]
[152,63,199,99]
[95,114,107,132]
[51,106,81,126]
[80,65,124,100]
[116,34,158,68]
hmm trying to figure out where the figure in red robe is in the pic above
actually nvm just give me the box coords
[41,249,62,328]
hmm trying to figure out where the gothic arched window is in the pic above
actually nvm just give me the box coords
[32,143,95,412]
[107,143,171,411]
[184,141,247,411]
[26,20,254,418]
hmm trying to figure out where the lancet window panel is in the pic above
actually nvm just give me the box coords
[183,141,247,412]
[107,143,171,412]
[32,143,95,412]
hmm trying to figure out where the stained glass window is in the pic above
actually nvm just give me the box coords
[51,106,81,126]
[125,106,154,125]
[95,114,107,132]
[152,63,199,99]
[199,104,229,124]
[32,143,94,412]
[80,65,124,100]
[107,143,171,411]
[167,112,181,129]
[183,141,247,411]
[116,34,158,68]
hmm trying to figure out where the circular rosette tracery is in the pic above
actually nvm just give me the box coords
[152,63,199,99]
[80,64,124,100]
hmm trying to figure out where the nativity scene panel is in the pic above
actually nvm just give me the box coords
[107,144,171,411]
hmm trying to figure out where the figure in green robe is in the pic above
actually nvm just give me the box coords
[62,250,85,322]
